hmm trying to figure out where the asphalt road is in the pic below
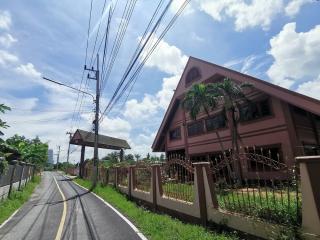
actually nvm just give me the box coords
[0,172,143,240]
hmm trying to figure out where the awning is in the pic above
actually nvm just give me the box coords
[70,129,131,150]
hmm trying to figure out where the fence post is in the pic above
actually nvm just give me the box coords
[31,164,35,180]
[296,156,320,238]
[193,162,210,227]
[8,160,18,197]
[151,164,161,210]
[18,162,25,191]
[128,166,132,200]
[24,164,29,187]
[114,167,118,188]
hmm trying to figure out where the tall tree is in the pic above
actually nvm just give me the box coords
[182,78,252,179]
[0,103,11,137]
[182,83,225,153]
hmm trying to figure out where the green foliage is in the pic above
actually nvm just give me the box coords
[0,158,8,175]
[124,153,134,162]
[159,154,165,162]
[134,154,141,161]
[0,103,11,135]
[0,175,40,224]
[5,135,48,168]
[75,178,236,240]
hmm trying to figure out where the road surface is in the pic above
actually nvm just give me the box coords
[0,172,143,240]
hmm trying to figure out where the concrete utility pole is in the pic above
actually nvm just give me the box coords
[85,54,100,187]
[56,145,61,170]
[66,131,73,164]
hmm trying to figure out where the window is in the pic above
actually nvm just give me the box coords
[187,121,204,136]
[169,127,181,140]
[186,67,201,85]
[240,99,271,122]
[205,114,226,132]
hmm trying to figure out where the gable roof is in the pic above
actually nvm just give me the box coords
[152,56,320,151]
[70,129,131,150]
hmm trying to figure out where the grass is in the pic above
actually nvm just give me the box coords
[74,178,237,240]
[158,182,301,226]
[0,175,41,225]
[216,188,301,226]
[162,183,194,203]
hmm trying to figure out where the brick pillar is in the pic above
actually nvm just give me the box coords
[151,164,162,210]
[193,162,209,226]
[296,156,320,238]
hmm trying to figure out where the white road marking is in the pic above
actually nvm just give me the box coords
[0,208,21,229]
[54,176,67,240]
[72,180,148,240]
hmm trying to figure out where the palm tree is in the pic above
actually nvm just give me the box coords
[182,78,252,180]
[182,83,226,156]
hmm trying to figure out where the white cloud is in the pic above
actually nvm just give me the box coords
[267,23,320,88]
[124,94,159,119]
[0,33,17,48]
[156,75,180,109]
[15,63,42,79]
[196,0,314,31]
[197,0,283,31]
[126,37,186,121]
[0,10,11,30]
[191,32,205,42]
[144,36,188,75]
[170,0,194,15]
[296,75,320,100]
[285,0,312,17]
[99,116,132,139]
[0,49,18,66]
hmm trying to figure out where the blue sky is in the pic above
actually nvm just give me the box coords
[0,0,319,162]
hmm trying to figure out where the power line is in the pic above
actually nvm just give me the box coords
[99,0,174,120]
[70,0,94,133]
[100,0,138,93]
[112,1,190,116]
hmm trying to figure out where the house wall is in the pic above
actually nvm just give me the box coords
[165,89,296,168]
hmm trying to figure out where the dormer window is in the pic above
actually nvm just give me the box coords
[186,67,201,85]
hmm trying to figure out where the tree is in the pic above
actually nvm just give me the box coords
[182,78,252,179]
[125,154,134,162]
[0,104,11,136]
[207,79,252,148]
[0,104,11,174]
[146,153,150,160]
[5,134,48,169]
[134,154,141,161]
[159,153,165,162]
[182,83,226,154]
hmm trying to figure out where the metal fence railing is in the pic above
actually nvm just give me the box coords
[0,161,35,200]
[81,150,302,227]
[210,149,301,226]
[161,157,194,203]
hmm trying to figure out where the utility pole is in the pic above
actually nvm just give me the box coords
[56,145,61,171]
[66,132,73,164]
[85,54,100,187]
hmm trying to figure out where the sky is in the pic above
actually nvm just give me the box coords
[0,0,319,163]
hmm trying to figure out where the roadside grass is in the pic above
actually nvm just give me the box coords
[0,176,41,225]
[74,178,237,240]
